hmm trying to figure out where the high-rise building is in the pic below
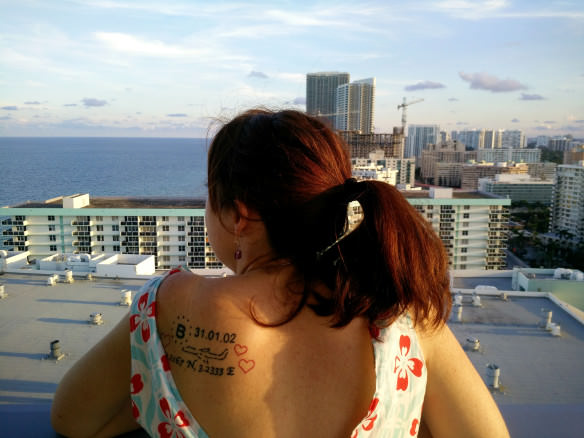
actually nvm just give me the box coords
[406,124,440,159]
[549,162,584,242]
[335,78,375,134]
[406,188,510,270]
[452,129,485,150]
[501,130,526,148]
[306,72,350,127]
[420,141,476,186]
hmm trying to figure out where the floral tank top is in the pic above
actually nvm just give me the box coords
[130,271,427,437]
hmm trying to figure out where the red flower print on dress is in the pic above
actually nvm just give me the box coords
[130,292,156,343]
[394,335,423,391]
[130,373,144,394]
[410,418,420,436]
[131,400,140,419]
[157,397,190,438]
[161,354,171,372]
[351,397,380,437]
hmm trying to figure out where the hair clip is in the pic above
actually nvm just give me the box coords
[316,200,364,261]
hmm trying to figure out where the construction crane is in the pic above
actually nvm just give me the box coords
[397,97,424,134]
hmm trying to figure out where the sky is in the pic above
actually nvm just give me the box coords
[1,0,583,138]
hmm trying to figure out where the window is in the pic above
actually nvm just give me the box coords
[461,248,467,253]
[178,245,185,252]
[95,216,103,221]
[463,213,470,219]
[113,236,119,241]
[112,225,119,231]
[96,225,104,231]
[49,234,57,241]
[178,225,185,232]
[162,216,169,222]
[48,225,56,231]
[48,216,55,221]
[177,216,185,222]
[162,225,170,232]
[163,236,170,242]
[163,246,170,251]
[101,246,105,251]
[427,213,433,219]
[113,245,120,251]
[463,222,469,228]
[462,230,468,236]
[178,256,186,262]
[178,235,185,242]
[112,216,119,220]
[97,235,104,242]
[50,245,57,251]
[464,205,470,210]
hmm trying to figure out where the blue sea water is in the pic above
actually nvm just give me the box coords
[0,137,209,206]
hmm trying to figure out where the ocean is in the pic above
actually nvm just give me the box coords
[0,137,209,207]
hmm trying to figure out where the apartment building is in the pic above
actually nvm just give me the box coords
[405,188,510,270]
[335,78,375,134]
[461,162,528,190]
[306,72,350,128]
[477,148,541,164]
[351,151,415,187]
[2,189,510,271]
[420,141,476,186]
[549,162,584,242]
[478,174,555,205]
[1,194,220,270]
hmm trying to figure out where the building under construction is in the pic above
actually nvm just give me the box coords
[338,127,405,159]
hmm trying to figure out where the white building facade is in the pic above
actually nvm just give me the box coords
[549,162,584,242]
[1,194,220,270]
[405,188,510,270]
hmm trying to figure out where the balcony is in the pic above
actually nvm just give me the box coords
[120,221,138,226]
[71,220,90,226]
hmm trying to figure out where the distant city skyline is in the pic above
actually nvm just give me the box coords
[1,0,583,138]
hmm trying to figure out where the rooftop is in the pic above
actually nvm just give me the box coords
[5,195,206,209]
[1,271,583,437]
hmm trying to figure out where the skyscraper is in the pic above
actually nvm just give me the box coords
[406,125,440,158]
[306,72,350,127]
[335,78,375,134]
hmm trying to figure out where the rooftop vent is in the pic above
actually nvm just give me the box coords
[500,292,508,301]
[120,290,132,306]
[48,340,64,361]
[0,283,6,299]
[466,337,480,352]
[472,292,482,307]
[47,274,58,286]
[61,270,74,284]
[486,364,501,390]
[454,293,463,306]
[89,312,104,325]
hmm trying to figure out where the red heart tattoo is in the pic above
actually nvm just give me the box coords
[238,358,255,373]
[234,344,248,356]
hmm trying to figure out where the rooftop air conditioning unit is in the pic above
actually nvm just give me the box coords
[89,312,104,325]
[120,290,132,306]
[466,337,480,351]
[48,340,64,361]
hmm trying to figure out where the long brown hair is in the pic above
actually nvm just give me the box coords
[208,109,451,329]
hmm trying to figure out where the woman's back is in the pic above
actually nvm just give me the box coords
[154,270,377,437]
